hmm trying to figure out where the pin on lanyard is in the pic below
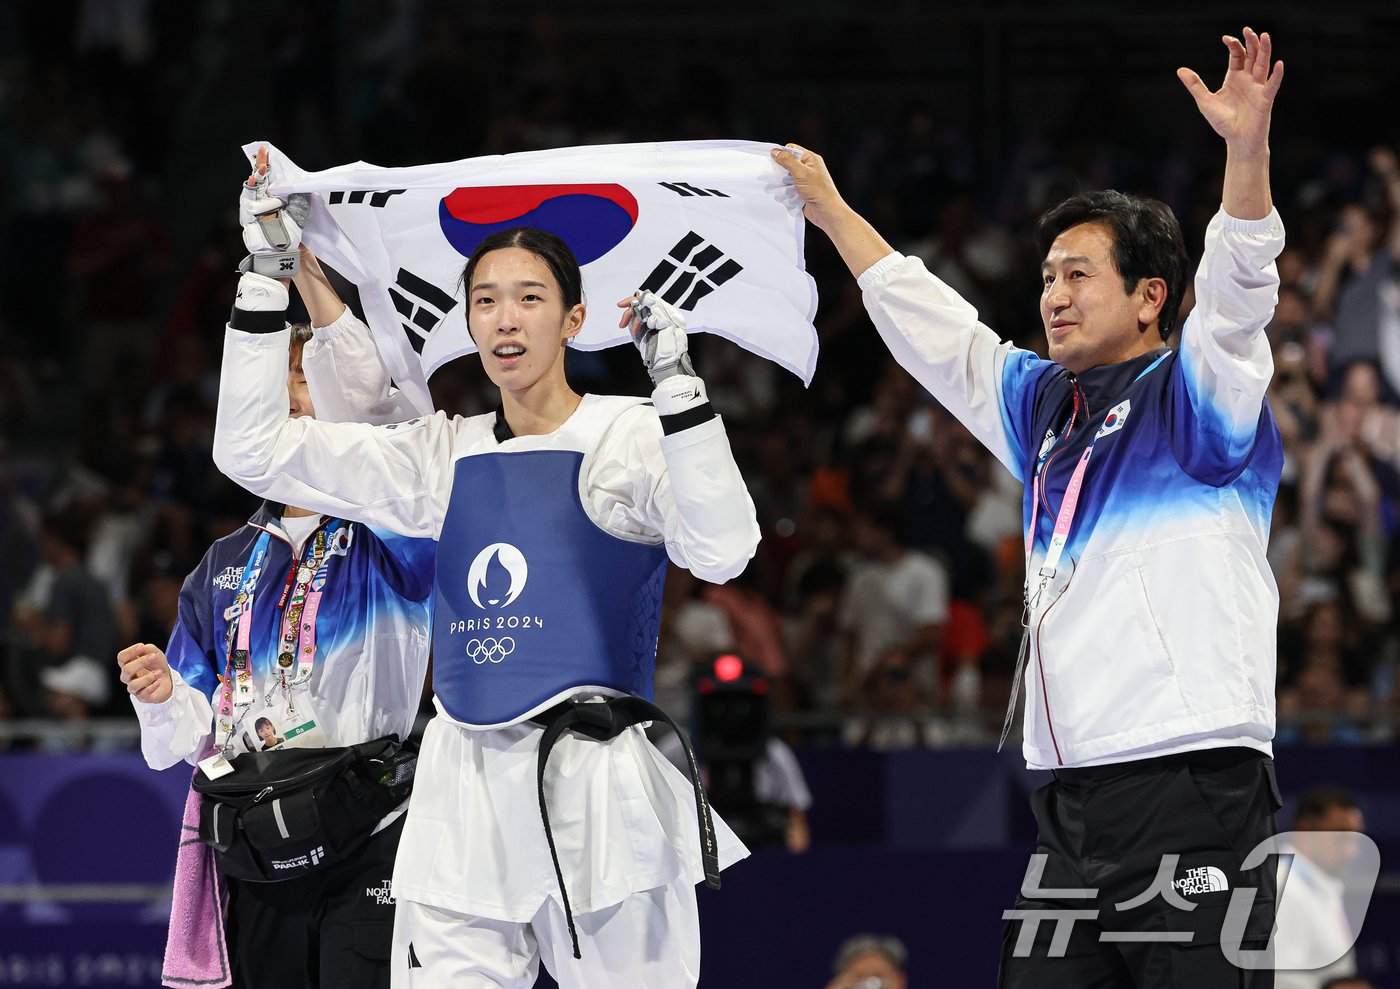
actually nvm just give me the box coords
[217,532,272,750]
[275,521,346,710]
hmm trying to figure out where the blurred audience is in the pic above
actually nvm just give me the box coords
[0,2,1397,757]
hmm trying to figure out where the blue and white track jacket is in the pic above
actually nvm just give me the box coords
[133,308,434,769]
[859,207,1285,768]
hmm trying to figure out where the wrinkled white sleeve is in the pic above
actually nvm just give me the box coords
[587,405,759,583]
[303,307,423,426]
[1176,208,1285,457]
[858,253,1047,476]
[213,326,458,538]
[130,670,214,770]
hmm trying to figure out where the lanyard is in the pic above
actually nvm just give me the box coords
[1024,385,1082,565]
[997,360,1154,755]
[274,521,349,701]
[1001,389,1124,754]
[1023,354,1165,583]
[1026,395,1126,582]
[217,532,271,750]
[214,519,350,750]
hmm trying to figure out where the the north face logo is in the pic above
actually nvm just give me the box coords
[213,566,244,591]
[1174,865,1229,895]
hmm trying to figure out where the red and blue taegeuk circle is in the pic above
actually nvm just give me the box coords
[438,184,639,265]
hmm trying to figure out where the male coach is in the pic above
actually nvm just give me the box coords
[776,27,1286,986]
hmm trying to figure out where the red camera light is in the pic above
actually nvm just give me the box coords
[714,654,744,683]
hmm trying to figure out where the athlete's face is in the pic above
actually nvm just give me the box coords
[287,344,316,419]
[257,721,275,742]
[1040,222,1165,375]
[467,247,583,396]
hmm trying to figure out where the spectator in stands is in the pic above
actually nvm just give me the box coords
[1298,399,1391,629]
[844,648,933,750]
[12,507,118,706]
[837,502,947,709]
[1275,787,1368,989]
[1277,597,1372,738]
[1313,148,1400,388]
[655,564,735,719]
[1276,658,1371,746]
[784,556,849,714]
[825,933,909,989]
[38,654,113,750]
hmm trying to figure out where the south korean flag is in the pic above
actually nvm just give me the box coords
[242,140,821,416]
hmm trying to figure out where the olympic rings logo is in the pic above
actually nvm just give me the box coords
[465,637,516,665]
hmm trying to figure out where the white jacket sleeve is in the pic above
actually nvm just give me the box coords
[302,307,423,426]
[213,325,457,538]
[130,669,215,770]
[858,252,1049,476]
[589,406,759,583]
[1175,207,1285,464]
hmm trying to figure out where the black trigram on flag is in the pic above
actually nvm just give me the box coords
[658,181,728,198]
[327,189,406,208]
[640,232,743,311]
[388,269,457,354]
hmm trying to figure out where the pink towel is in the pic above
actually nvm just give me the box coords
[161,778,231,988]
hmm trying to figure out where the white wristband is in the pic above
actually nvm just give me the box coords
[652,374,709,417]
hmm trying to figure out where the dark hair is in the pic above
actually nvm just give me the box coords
[459,227,584,311]
[1034,190,1190,341]
[40,506,92,555]
[833,934,908,976]
[288,323,313,349]
[1294,785,1359,828]
[254,717,274,732]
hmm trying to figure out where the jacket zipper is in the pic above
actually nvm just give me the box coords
[1034,582,1067,766]
[205,748,356,798]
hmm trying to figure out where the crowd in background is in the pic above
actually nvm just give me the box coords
[3,0,1400,753]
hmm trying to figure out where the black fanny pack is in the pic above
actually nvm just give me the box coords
[192,734,414,882]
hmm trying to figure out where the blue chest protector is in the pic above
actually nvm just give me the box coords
[432,449,668,727]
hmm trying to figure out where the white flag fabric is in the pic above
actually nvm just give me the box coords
[241,140,820,416]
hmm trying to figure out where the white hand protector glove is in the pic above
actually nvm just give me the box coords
[629,291,696,384]
[233,272,290,312]
[237,169,311,279]
[627,291,709,418]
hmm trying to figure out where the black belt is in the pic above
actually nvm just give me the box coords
[531,696,720,959]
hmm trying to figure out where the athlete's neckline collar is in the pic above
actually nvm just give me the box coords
[493,394,594,443]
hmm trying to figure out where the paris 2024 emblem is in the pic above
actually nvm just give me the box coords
[451,542,544,664]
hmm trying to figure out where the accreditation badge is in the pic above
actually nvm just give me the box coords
[240,693,331,752]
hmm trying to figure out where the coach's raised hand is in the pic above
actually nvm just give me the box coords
[1177,27,1284,219]
[771,143,895,278]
